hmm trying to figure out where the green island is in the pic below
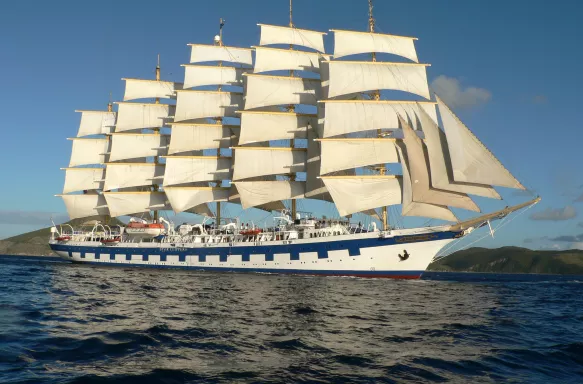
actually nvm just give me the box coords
[0,219,123,257]
[2,224,583,274]
[428,246,583,274]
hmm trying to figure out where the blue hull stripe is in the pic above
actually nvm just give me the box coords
[51,230,458,262]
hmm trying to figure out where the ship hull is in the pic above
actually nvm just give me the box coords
[49,229,461,279]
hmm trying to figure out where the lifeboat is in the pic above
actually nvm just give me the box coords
[55,235,71,242]
[240,228,262,236]
[125,222,165,238]
[101,236,121,245]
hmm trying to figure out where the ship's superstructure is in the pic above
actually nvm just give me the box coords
[50,0,539,278]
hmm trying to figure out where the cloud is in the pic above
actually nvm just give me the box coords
[529,206,576,221]
[0,210,68,226]
[550,234,583,243]
[539,243,564,250]
[570,242,583,250]
[532,95,548,104]
[523,236,549,244]
[430,75,492,109]
[575,194,583,203]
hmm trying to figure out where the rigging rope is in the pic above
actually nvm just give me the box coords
[433,201,537,261]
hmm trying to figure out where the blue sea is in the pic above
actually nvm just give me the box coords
[1,255,582,383]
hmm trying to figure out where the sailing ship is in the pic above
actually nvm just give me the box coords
[49,0,539,278]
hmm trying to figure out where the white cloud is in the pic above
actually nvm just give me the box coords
[539,243,564,250]
[570,242,583,250]
[431,75,491,109]
[529,206,577,221]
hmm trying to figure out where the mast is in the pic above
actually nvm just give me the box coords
[289,0,297,221]
[59,98,116,220]
[165,21,252,218]
[231,4,327,214]
[215,18,225,227]
[319,7,527,224]
[153,55,161,222]
[367,0,388,231]
[102,54,178,218]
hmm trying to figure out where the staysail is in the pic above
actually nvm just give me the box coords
[436,95,525,190]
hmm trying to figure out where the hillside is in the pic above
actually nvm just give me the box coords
[428,246,583,274]
[0,218,124,256]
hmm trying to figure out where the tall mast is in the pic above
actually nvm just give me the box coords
[104,93,113,224]
[367,0,388,231]
[288,0,297,221]
[215,18,225,227]
[153,55,161,222]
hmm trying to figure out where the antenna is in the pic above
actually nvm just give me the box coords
[368,0,375,33]
[107,92,112,112]
[156,54,160,81]
[215,18,225,46]
[289,0,293,27]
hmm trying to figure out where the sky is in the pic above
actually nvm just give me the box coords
[0,0,581,250]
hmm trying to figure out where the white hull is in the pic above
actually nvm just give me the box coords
[49,228,460,278]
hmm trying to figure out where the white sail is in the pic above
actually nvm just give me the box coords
[396,145,457,222]
[320,100,437,137]
[163,156,232,186]
[115,102,175,132]
[164,187,230,213]
[319,138,399,174]
[322,176,402,217]
[417,105,501,199]
[233,180,305,209]
[305,127,333,202]
[332,29,419,62]
[109,133,169,162]
[238,111,312,144]
[187,203,214,217]
[103,191,170,217]
[60,193,109,220]
[254,46,330,74]
[398,116,479,212]
[436,96,525,190]
[327,61,430,99]
[122,78,182,101]
[68,138,108,167]
[174,91,243,122]
[76,110,116,137]
[168,123,238,153]
[183,65,246,89]
[62,168,105,194]
[232,148,306,181]
[244,74,321,110]
[189,44,253,66]
[228,177,287,212]
[103,163,164,191]
[258,24,326,53]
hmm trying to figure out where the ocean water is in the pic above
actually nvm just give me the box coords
[1,256,582,384]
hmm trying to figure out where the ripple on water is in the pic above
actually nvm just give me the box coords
[1,260,583,383]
